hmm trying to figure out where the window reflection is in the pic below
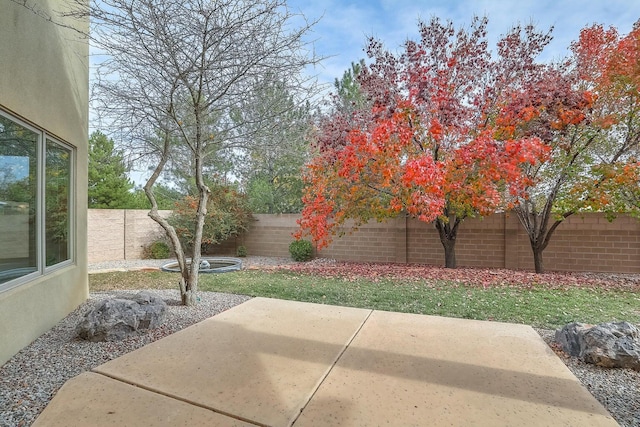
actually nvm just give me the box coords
[45,140,71,266]
[0,116,38,284]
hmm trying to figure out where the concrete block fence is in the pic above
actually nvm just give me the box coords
[87,209,172,263]
[87,210,640,274]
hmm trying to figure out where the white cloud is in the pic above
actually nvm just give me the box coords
[289,0,640,85]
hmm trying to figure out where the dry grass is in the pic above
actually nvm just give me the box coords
[89,267,640,329]
[89,270,177,291]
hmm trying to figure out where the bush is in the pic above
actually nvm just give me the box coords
[146,240,171,259]
[289,239,313,262]
[168,182,252,253]
[236,245,247,257]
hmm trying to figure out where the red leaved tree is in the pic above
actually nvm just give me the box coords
[298,17,550,268]
[498,21,640,273]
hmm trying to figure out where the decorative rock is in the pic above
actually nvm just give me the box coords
[77,291,167,342]
[555,321,640,371]
[555,322,591,356]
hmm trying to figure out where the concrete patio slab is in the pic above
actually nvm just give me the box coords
[94,297,371,426]
[32,372,253,426]
[34,297,617,426]
[294,310,617,426]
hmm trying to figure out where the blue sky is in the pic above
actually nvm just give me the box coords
[0,157,29,182]
[92,0,640,184]
[287,0,640,87]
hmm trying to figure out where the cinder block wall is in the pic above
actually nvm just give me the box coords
[539,214,640,273]
[237,214,409,262]
[241,214,300,257]
[87,210,640,273]
[239,212,639,273]
[318,216,408,263]
[407,214,507,268]
[405,213,639,273]
[124,210,172,260]
[87,210,125,262]
[87,209,171,262]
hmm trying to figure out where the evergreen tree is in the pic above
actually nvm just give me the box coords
[333,59,367,113]
[88,131,134,208]
[129,185,183,210]
[239,77,311,214]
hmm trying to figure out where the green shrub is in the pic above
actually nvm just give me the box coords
[289,239,313,262]
[236,245,247,257]
[168,182,251,253]
[146,241,171,259]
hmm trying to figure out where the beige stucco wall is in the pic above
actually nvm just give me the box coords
[0,1,89,366]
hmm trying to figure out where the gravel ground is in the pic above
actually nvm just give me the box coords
[535,329,640,427]
[0,289,251,427]
[1,257,638,426]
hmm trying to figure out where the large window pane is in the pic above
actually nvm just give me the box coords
[45,140,71,267]
[0,115,38,284]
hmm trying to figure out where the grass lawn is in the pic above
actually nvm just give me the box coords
[89,268,640,329]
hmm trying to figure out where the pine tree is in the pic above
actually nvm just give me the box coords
[88,131,134,208]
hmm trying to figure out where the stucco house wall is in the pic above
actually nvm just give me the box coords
[0,1,89,366]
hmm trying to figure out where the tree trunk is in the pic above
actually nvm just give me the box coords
[178,274,199,306]
[532,247,544,274]
[182,287,198,306]
[526,232,547,274]
[435,217,460,269]
[515,206,572,274]
[442,239,457,269]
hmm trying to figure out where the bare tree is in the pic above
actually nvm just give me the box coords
[8,0,87,35]
[71,0,320,305]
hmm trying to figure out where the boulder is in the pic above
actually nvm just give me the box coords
[555,321,640,371]
[77,291,167,342]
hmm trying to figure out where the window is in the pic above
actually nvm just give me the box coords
[0,115,38,284]
[0,111,74,290]
[45,140,72,267]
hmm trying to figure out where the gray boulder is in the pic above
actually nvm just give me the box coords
[77,291,167,342]
[555,321,640,371]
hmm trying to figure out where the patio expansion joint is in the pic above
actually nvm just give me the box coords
[287,308,375,427]
[89,369,268,427]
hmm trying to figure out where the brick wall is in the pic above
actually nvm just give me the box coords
[237,212,640,274]
[87,209,171,263]
[318,216,408,263]
[406,214,507,268]
[240,214,300,257]
[87,210,640,273]
[536,214,640,273]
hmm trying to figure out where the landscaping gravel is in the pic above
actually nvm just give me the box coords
[0,289,251,427]
[535,329,640,427]
[1,257,638,426]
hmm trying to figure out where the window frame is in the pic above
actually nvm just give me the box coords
[44,137,75,273]
[0,109,76,293]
